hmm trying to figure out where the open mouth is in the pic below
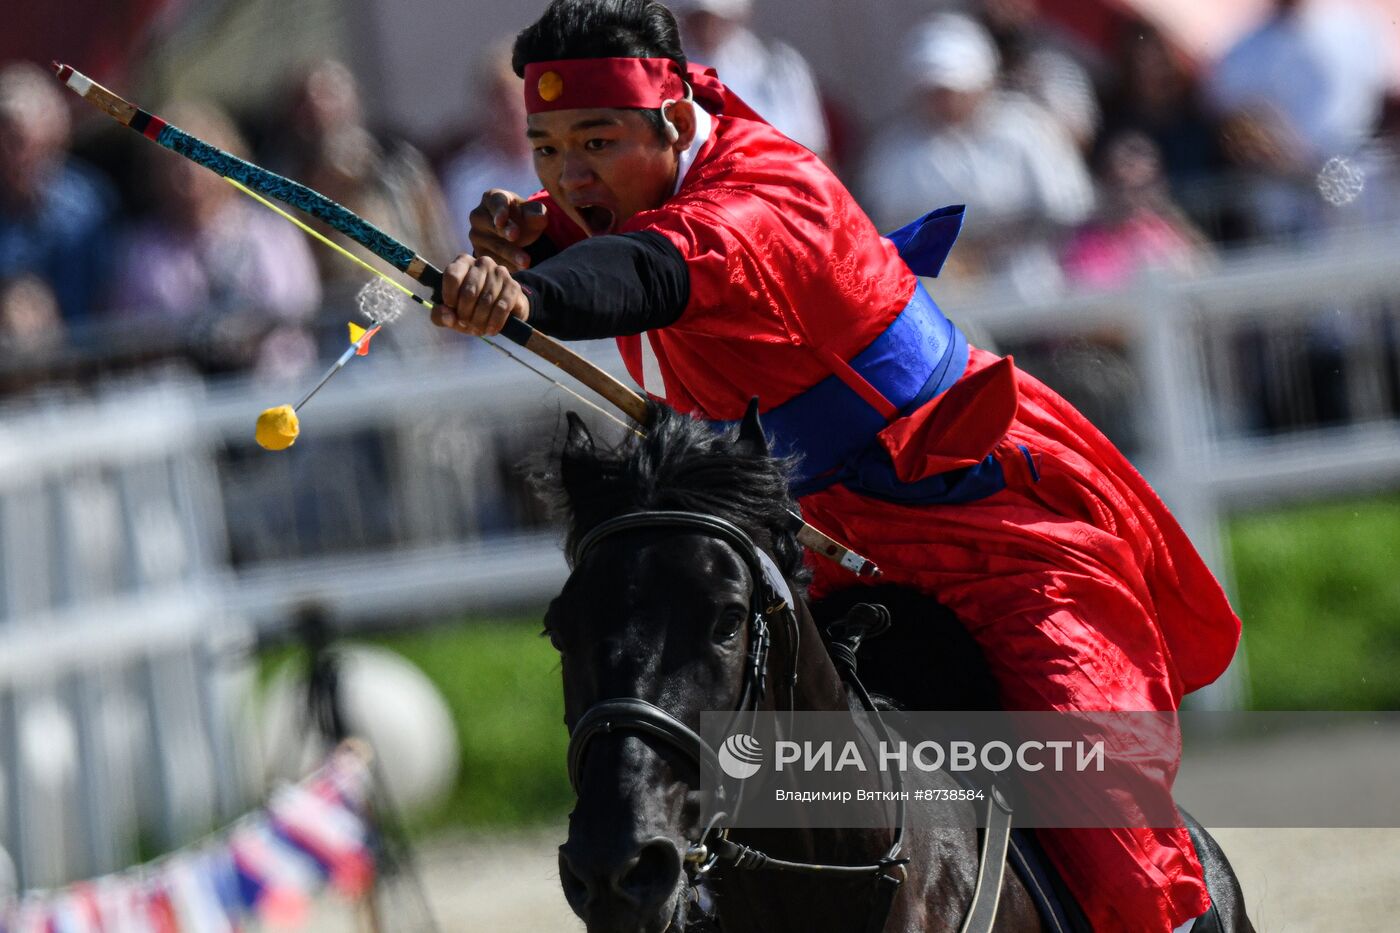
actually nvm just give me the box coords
[576,204,617,236]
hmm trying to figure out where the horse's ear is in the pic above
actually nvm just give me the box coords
[563,411,595,457]
[737,397,769,458]
[560,411,598,503]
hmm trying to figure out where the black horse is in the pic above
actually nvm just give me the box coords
[539,402,1252,933]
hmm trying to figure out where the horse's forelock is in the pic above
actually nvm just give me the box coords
[535,404,810,586]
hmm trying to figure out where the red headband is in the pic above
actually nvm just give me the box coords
[523,57,687,113]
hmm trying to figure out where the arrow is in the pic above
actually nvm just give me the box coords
[51,62,879,578]
[51,61,648,423]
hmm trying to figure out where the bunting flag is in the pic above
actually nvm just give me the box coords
[228,824,317,929]
[165,855,236,933]
[267,783,374,898]
[0,744,376,933]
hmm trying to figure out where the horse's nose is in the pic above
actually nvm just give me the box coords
[559,836,683,923]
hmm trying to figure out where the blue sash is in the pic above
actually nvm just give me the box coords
[762,282,968,486]
[726,206,972,488]
[711,205,1017,506]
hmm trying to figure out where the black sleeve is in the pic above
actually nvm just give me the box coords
[514,230,690,340]
[523,234,560,266]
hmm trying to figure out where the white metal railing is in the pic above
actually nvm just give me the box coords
[950,225,1400,500]
[0,343,614,888]
[0,380,248,889]
[3,227,1400,886]
[952,225,1400,709]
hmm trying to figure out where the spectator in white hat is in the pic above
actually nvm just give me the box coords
[857,12,1093,287]
[979,0,1102,151]
[670,0,831,161]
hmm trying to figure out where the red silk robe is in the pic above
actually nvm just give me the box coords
[531,76,1240,931]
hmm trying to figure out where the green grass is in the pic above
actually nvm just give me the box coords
[270,492,1400,836]
[1227,493,1400,710]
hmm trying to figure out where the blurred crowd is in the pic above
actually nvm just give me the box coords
[3,0,1398,405]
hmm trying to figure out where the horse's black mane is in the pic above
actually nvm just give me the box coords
[536,403,811,587]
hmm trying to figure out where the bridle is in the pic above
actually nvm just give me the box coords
[563,510,910,932]
[565,512,795,817]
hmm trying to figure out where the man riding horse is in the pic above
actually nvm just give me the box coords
[432,1,1242,929]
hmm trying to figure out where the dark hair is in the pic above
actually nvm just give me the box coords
[533,403,811,589]
[512,0,687,140]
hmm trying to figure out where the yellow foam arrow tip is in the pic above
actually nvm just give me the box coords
[255,404,300,451]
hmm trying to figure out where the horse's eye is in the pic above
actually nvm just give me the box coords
[713,607,746,643]
[541,626,565,654]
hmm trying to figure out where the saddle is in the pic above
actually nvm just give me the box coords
[826,603,1228,933]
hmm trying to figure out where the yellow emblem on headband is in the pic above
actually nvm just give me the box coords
[538,70,564,102]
